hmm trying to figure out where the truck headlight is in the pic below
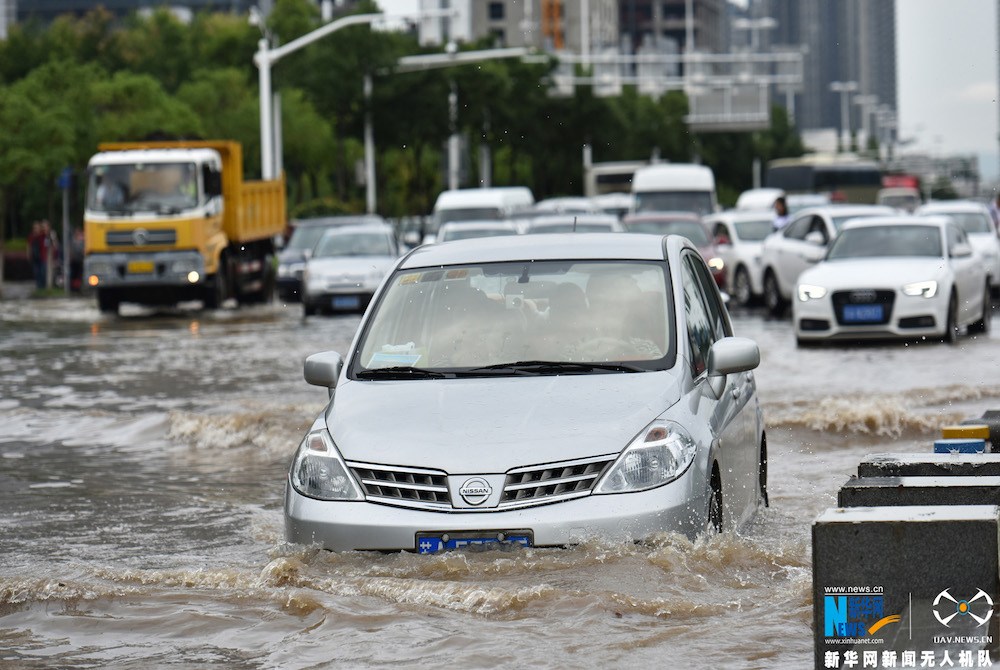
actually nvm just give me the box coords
[902,280,937,298]
[289,429,364,501]
[797,284,828,301]
[594,421,697,494]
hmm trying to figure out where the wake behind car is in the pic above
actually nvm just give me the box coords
[793,216,990,345]
[285,233,766,552]
[301,223,399,316]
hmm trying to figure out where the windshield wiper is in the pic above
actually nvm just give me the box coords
[465,360,645,375]
[356,366,451,380]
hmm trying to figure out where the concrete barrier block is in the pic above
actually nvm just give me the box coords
[813,505,1000,669]
[838,476,1000,508]
[859,453,1000,478]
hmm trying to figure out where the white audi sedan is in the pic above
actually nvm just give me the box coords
[793,216,990,345]
[285,234,766,552]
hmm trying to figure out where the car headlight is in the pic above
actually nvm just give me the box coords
[289,429,364,501]
[594,421,697,494]
[797,284,828,301]
[902,280,938,298]
[708,257,725,272]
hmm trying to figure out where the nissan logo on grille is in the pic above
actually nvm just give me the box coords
[132,228,150,246]
[850,289,878,303]
[459,477,492,506]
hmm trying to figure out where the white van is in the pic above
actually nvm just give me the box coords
[428,187,534,243]
[631,164,718,216]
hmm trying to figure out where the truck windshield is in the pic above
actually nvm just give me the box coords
[634,192,714,216]
[88,162,199,214]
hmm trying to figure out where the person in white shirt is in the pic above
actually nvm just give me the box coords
[772,196,789,231]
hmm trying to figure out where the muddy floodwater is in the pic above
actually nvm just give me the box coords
[2,290,999,669]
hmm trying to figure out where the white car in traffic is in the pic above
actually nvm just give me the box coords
[916,200,1000,294]
[705,211,776,306]
[760,204,895,315]
[793,216,990,345]
[302,224,400,316]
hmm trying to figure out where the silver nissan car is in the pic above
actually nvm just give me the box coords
[285,233,766,553]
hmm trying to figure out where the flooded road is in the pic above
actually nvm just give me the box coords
[2,289,999,669]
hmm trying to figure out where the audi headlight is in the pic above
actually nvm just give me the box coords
[594,421,697,494]
[797,284,828,301]
[903,280,938,298]
[289,429,364,501]
[708,257,725,272]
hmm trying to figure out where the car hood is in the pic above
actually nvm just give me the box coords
[307,256,395,276]
[799,258,948,289]
[328,371,684,473]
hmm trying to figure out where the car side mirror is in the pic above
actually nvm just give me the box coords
[951,242,973,258]
[304,351,343,395]
[805,231,826,245]
[706,337,760,398]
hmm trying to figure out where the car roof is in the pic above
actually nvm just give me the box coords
[794,204,896,218]
[438,221,518,230]
[839,215,951,231]
[916,200,990,214]
[401,233,668,268]
[623,211,702,222]
[706,210,776,223]
[317,223,395,236]
[293,214,386,227]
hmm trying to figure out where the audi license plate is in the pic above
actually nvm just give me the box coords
[842,304,883,323]
[332,295,360,310]
[416,531,532,554]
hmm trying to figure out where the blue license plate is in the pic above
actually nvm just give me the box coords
[332,295,360,310]
[842,303,883,323]
[416,531,532,554]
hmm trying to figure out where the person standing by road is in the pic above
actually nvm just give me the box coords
[27,221,46,289]
[772,196,789,231]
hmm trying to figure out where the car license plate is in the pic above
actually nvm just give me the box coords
[842,303,883,323]
[332,295,360,310]
[416,531,533,554]
[127,260,154,275]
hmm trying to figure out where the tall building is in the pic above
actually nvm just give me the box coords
[619,0,725,56]
[0,0,15,39]
[419,0,618,54]
[765,0,896,138]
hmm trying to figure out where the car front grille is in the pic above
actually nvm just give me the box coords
[107,229,177,247]
[348,462,452,510]
[832,289,895,326]
[346,454,617,512]
[499,456,616,509]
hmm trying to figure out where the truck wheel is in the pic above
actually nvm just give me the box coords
[96,289,120,315]
[204,271,228,310]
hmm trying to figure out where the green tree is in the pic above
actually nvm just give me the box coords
[91,71,203,141]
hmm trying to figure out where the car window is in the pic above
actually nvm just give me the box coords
[354,260,674,374]
[808,216,830,244]
[782,214,813,240]
[681,253,724,378]
[947,223,969,254]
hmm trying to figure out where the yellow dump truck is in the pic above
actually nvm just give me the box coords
[83,140,286,314]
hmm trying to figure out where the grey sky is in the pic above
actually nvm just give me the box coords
[897,0,999,181]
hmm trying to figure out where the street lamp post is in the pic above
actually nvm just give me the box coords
[853,94,878,152]
[829,80,858,152]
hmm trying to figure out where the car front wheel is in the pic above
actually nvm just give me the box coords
[733,266,753,306]
[970,281,992,335]
[763,271,786,317]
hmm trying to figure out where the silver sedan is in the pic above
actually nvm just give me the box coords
[285,233,766,552]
